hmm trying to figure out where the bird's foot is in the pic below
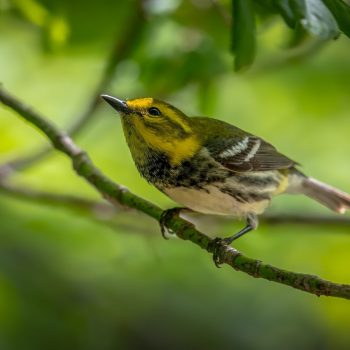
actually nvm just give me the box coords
[210,238,227,268]
[159,207,185,239]
[211,236,241,268]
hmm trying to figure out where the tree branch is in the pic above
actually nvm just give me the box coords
[0,179,112,212]
[1,86,350,300]
[2,178,348,227]
[262,213,350,226]
[0,180,157,235]
[0,0,147,177]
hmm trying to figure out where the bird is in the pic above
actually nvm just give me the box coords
[101,94,350,245]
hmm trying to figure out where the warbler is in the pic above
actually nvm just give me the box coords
[101,94,350,243]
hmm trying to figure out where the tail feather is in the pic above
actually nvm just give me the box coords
[302,177,350,214]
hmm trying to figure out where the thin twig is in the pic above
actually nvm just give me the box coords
[1,86,350,300]
[0,0,147,176]
[0,180,111,212]
[250,39,326,75]
[0,180,157,235]
[263,213,350,226]
[2,178,349,226]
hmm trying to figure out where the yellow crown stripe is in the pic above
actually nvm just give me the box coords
[126,98,154,110]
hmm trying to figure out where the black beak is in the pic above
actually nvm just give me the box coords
[101,94,129,113]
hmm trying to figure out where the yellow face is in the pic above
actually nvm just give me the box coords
[125,97,192,133]
[120,97,201,166]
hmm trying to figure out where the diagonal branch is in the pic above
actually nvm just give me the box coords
[0,0,146,177]
[1,86,350,300]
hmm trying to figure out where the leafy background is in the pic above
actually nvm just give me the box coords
[1,0,350,349]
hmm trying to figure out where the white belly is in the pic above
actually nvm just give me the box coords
[163,184,269,217]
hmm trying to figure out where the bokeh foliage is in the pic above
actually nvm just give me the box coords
[233,0,350,70]
[1,0,350,349]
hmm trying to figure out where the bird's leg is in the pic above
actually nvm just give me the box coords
[159,207,189,239]
[212,214,258,267]
[222,213,258,245]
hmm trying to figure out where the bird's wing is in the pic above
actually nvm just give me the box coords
[193,117,297,172]
[209,135,297,172]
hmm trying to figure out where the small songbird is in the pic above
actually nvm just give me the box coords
[102,94,350,244]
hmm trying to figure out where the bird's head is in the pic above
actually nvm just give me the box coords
[101,95,200,165]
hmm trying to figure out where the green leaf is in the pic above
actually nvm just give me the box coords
[273,0,297,28]
[321,0,350,38]
[232,0,256,71]
[298,0,340,39]
[265,0,340,39]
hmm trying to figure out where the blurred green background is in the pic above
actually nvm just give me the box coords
[1,0,350,349]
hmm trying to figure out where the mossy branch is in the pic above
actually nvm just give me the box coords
[1,86,350,300]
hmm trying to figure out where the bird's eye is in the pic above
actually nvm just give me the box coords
[148,107,161,117]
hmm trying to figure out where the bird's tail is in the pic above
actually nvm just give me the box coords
[300,176,350,214]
